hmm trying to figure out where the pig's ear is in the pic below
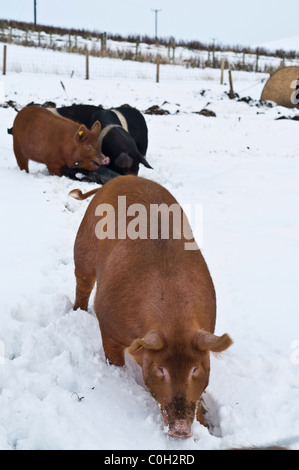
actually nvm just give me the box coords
[91,120,101,136]
[127,330,164,355]
[196,331,233,353]
[139,154,153,169]
[115,152,134,169]
[75,125,88,142]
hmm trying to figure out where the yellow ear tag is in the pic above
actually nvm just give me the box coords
[136,338,145,352]
[78,130,84,136]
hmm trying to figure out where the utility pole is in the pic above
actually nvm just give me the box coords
[151,9,162,41]
[211,37,217,67]
[34,0,37,25]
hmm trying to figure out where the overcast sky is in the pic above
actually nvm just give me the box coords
[0,0,298,47]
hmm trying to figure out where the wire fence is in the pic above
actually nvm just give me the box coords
[2,25,299,72]
[0,44,197,82]
[1,39,298,84]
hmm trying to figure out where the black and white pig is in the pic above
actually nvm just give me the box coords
[112,104,148,158]
[55,104,151,177]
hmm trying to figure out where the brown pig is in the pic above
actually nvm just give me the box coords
[70,175,232,439]
[12,105,110,176]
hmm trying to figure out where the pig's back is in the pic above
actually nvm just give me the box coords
[86,176,216,339]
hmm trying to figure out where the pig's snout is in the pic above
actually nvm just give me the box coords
[168,420,193,439]
[101,155,110,166]
[91,155,110,169]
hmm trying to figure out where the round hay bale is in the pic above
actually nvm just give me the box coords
[261,66,299,108]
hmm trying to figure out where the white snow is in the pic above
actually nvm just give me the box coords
[0,46,299,451]
[253,35,299,53]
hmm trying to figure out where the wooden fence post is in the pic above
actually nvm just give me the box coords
[101,32,107,56]
[279,59,285,69]
[85,49,89,80]
[242,51,246,69]
[228,69,235,99]
[135,37,140,60]
[2,45,7,75]
[156,54,160,83]
[220,58,225,84]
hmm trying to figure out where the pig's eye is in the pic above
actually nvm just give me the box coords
[74,161,82,166]
[191,367,201,379]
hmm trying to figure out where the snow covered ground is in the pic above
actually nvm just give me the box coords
[254,34,299,53]
[0,54,299,450]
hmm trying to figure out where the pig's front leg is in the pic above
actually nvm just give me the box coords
[102,334,125,367]
[47,164,64,177]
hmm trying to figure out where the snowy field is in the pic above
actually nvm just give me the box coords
[3,26,299,73]
[0,54,299,450]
